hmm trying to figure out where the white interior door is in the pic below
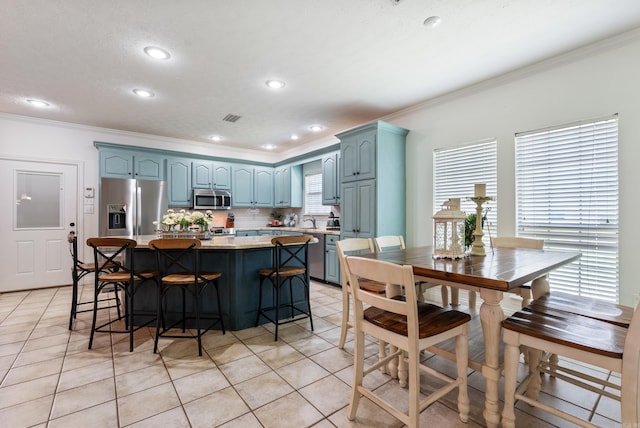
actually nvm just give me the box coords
[0,159,78,292]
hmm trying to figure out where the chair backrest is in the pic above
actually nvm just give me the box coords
[270,235,312,274]
[148,238,202,278]
[336,238,375,287]
[346,256,418,331]
[374,235,406,252]
[86,237,136,273]
[622,303,640,423]
[491,236,544,249]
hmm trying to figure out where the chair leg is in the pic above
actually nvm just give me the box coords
[468,290,477,309]
[214,279,225,334]
[440,285,449,307]
[69,277,78,330]
[339,286,350,349]
[347,327,365,421]
[407,344,420,428]
[451,287,459,306]
[154,283,164,354]
[88,284,100,349]
[128,284,134,352]
[195,285,202,357]
[274,280,280,341]
[455,333,470,422]
[255,277,265,327]
[501,340,520,428]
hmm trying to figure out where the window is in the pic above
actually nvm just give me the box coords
[434,140,498,244]
[304,161,330,215]
[515,115,619,302]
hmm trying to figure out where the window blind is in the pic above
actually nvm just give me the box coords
[305,173,330,215]
[515,116,619,302]
[434,140,498,244]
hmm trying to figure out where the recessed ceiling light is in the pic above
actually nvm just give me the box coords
[309,125,323,132]
[291,134,299,140]
[265,80,285,89]
[132,89,154,98]
[423,16,441,28]
[210,135,222,142]
[262,144,276,150]
[26,99,50,108]
[144,46,170,60]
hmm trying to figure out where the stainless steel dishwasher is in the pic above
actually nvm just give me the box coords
[307,232,325,281]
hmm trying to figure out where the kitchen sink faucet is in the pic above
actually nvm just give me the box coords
[304,216,316,229]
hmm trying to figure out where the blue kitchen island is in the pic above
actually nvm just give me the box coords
[130,234,316,331]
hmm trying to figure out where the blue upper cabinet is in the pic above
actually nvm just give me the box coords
[192,160,231,190]
[166,157,192,207]
[232,165,274,208]
[337,121,408,240]
[274,165,303,208]
[340,129,376,183]
[101,149,164,180]
[322,152,340,205]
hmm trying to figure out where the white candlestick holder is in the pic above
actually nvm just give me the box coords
[469,196,492,256]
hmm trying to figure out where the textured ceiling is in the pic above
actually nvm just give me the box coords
[2,0,640,153]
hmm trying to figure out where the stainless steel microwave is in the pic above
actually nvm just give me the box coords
[192,189,232,210]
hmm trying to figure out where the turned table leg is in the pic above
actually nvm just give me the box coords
[479,289,505,428]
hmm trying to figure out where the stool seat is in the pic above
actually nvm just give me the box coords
[162,271,222,285]
[259,266,306,277]
[528,292,633,327]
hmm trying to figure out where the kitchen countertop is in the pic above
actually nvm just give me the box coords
[235,226,341,235]
[134,234,320,249]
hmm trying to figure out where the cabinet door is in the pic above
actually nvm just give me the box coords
[101,150,134,178]
[192,161,213,188]
[212,163,231,190]
[274,167,291,207]
[325,237,340,284]
[341,138,358,183]
[134,153,164,180]
[231,166,254,207]
[356,179,376,238]
[254,167,274,207]
[322,154,339,205]
[167,158,192,206]
[341,182,357,238]
[356,131,376,181]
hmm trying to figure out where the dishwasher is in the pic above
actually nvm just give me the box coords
[307,232,325,281]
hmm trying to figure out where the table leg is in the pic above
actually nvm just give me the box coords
[479,289,504,428]
[530,275,550,300]
[386,283,402,379]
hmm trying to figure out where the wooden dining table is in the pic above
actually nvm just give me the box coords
[359,245,581,428]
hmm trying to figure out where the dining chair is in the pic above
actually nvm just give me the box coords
[346,255,471,428]
[490,236,545,306]
[68,232,121,330]
[501,297,639,428]
[374,235,449,305]
[256,235,314,341]
[86,237,158,352]
[148,238,225,356]
[335,238,387,351]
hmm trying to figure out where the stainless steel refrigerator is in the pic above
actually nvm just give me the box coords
[99,178,168,237]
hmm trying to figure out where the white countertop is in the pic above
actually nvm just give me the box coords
[135,234,319,249]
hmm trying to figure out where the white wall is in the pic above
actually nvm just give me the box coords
[388,30,640,305]
[1,29,639,304]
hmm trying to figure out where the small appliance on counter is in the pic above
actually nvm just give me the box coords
[326,211,340,230]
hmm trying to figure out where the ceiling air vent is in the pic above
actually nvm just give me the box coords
[223,114,242,123]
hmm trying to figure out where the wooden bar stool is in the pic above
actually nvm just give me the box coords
[68,232,120,330]
[346,256,471,428]
[256,235,313,341]
[86,237,158,352]
[149,238,225,356]
[501,300,640,428]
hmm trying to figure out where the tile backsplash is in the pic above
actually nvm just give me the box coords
[222,207,340,229]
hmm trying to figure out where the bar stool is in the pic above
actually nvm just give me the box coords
[256,235,313,341]
[86,237,158,352]
[68,232,121,330]
[148,238,225,356]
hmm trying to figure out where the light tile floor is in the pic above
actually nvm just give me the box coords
[0,281,622,427]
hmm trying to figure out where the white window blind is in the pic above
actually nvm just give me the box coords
[434,140,498,244]
[305,173,330,215]
[515,116,619,302]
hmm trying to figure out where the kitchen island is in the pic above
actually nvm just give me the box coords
[130,234,317,331]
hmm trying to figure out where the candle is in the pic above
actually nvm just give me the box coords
[474,183,486,197]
